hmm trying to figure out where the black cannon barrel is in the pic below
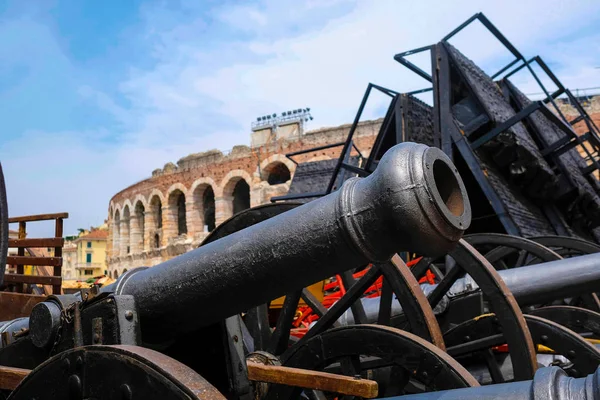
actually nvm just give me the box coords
[108,143,471,341]
[496,252,600,306]
[386,365,600,400]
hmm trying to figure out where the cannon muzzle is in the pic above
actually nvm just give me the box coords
[107,143,471,341]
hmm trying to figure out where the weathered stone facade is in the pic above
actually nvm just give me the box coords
[107,120,382,277]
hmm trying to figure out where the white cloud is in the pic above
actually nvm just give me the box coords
[3,0,600,237]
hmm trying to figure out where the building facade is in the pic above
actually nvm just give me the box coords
[73,229,108,279]
[106,120,382,277]
[62,242,77,280]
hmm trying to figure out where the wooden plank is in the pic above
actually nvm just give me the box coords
[247,362,378,398]
[8,213,69,223]
[0,292,45,321]
[8,238,64,248]
[6,256,62,266]
[53,219,63,295]
[4,274,62,286]
[0,366,30,390]
[16,222,25,293]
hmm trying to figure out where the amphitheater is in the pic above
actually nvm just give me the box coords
[106,119,382,277]
[106,95,600,278]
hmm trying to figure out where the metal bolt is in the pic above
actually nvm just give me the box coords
[62,358,71,370]
[426,163,430,169]
[124,310,134,321]
[421,371,429,379]
[540,335,549,344]
[233,335,238,343]
[120,384,132,400]
[238,363,243,372]
[568,350,576,359]
[464,335,471,341]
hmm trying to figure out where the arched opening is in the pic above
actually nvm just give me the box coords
[122,206,131,255]
[177,194,187,235]
[168,189,187,237]
[132,201,145,253]
[203,187,216,232]
[113,210,121,257]
[265,162,291,185]
[149,195,163,248]
[193,184,216,233]
[113,270,119,279]
[232,180,250,215]
[123,269,128,274]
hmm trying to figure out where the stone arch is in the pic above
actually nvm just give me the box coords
[191,178,217,234]
[121,205,131,256]
[166,183,189,199]
[113,270,119,279]
[131,200,145,254]
[262,161,292,185]
[123,199,133,213]
[147,194,163,249]
[132,194,148,208]
[112,204,122,220]
[113,209,121,258]
[166,185,188,239]
[220,170,252,221]
[260,154,295,180]
[148,189,166,204]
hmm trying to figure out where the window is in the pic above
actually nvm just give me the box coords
[84,269,93,276]
[87,242,92,248]
[86,253,92,263]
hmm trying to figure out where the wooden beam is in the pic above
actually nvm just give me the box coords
[8,213,69,223]
[8,238,64,248]
[247,362,378,398]
[0,292,45,321]
[53,218,64,295]
[0,366,30,390]
[4,274,62,286]
[7,256,62,266]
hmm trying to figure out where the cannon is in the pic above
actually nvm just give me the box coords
[337,251,600,325]
[389,366,600,400]
[0,142,480,398]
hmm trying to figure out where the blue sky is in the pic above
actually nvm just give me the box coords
[1,0,599,237]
